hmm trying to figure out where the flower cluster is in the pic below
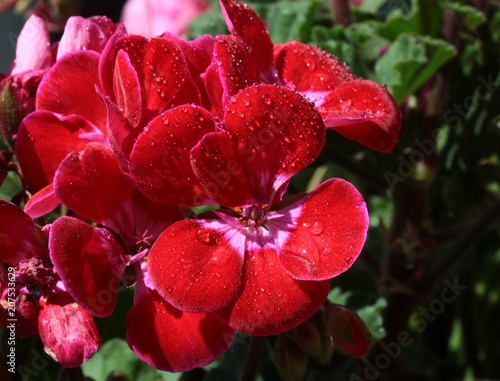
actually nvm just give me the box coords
[0,0,401,372]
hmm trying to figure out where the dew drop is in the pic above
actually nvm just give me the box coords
[322,247,332,256]
[345,256,354,265]
[211,246,232,267]
[310,220,325,235]
[195,228,217,245]
[305,59,316,71]
[262,94,273,106]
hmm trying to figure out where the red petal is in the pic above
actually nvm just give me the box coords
[101,94,137,177]
[38,292,100,367]
[113,50,142,127]
[54,143,129,230]
[127,281,234,372]
[54,143,181,236]
[148,220,243,312]
[279,178,368,280]
[130,105,215,206]
[49,217,125,317]
[0,200,45,264]
[221,84,325,204]
[191,131,255,207]
[99,35,193,115]
[204,63,224,116]
[215,247,329,336]
[219,0,276,83]
[0,286,38,337]
[274,41,355,93]
[36,51,106,130]
[213,35,259,107]
[318,80,402,152]
[24,183,60,218]
[16,111,104,191]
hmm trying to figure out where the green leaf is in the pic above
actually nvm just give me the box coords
[186,1,226,39]
[0,170,21,200]
[374,34,456,104]
[444,2,486,31]
[378,0,443,39]
[310,25,355,65]
[356,298,387,341]
[82,338,181,381]
[255,0,319,43]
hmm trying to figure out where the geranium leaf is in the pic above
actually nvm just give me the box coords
[374,34,456,104]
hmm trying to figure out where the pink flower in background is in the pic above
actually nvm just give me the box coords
[121,0,210,37]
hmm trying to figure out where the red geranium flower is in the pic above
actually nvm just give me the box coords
[48,143,234,371]
[206,0,402,152]
[0,200,100,368]
[129,84,369,335]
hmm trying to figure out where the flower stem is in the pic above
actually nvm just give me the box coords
[416,195,500,293]
[331,0,351,27]
[240,336,266,381]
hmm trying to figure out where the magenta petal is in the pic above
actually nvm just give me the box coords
[148,220,243,312]
[130,105,215,206]
[219,0,276,82]
[36,51,106,130]
[279,178,368,280]
[214,247,330,336]
[10,15,51,75]
[0,200,45,264]
[49,217,126,317]
[24,184,60,218]
[127,281,234,372]
[38,292,100,367]
[113,50,142,127]
[318,80,402,152]
[222,84,325,203]
[274,41,356,93]
[16,111,106,191]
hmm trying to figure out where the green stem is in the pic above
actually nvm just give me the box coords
[416,196,500,294]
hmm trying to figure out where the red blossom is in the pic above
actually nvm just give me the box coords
[48,143,234,371]
[0,200,100,367]
[214,0,402,152]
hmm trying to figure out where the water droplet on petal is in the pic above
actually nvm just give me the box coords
[322,247,332,256]
[310,220,324,235]
[262,94,273,106]
[345,256,354,265]
[211,246,232,267]
[195,228,217,245]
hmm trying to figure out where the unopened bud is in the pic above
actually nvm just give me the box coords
[274,335,307,381]
[0,81,21,149]
[324,304,371,357]
[290,308,334,366]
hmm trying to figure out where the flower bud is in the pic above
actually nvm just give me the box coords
[290,308,334,366]
[0,81,21,149]
[324,303,371,357]
[274,335,308,381]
